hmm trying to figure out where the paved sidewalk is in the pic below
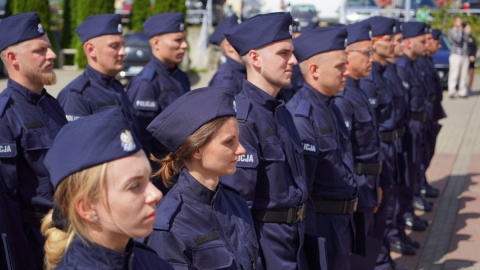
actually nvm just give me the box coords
[392,82,480,269]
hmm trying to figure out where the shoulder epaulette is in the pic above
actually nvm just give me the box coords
[133,241,158,254]
[141,66,156,81]
[294,99,311,118]
[70,75,90,93]
[235,95,251,121]
[0,93,12,117]
[152,197,181,231]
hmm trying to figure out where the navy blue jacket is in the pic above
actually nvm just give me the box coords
[384,61,410,186]
[286,82,357,257]
[146,169,258,270]
[57,65,139,136]
[221,80,309,270]
[0,79,67,269]
[126,57,190,156]
[57,237,173,269]
[396,55,427,165]
[335,77,380,209]
[208,56,246,95]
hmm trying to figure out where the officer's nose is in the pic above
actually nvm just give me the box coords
[236,142,246,156]
[119,45,127,56]
[47,48,57,60]
[289,53,298,66]
[146,182,163,204]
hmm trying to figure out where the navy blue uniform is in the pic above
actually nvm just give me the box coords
[383,61,411,240]
[335,77,381,262]
[287,82,357,270]
[146,168,258,270]
[396,55,427,205]
[278,64,304,102]
[57,237,173,269]
[221,80,309,270]
[127,57,190,156]
[57,65,139,136]
[0,79,67,269]
[208,56,246,95]
[360,62,399,269]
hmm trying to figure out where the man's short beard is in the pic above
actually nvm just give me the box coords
[24,66,57,86]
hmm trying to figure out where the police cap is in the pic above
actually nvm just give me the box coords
[209,14,240,46]
[0,12,45,52]
[45,108,142,189]
[225,12,293,56]
[293,26,348,63]
[144,12,186,39]
[76,14,123,43]
[147,86,236,152]
[346,21,371,46]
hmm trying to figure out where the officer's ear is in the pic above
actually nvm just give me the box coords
[309,62,319,79]
[247,49,261,68]
[4,50,19,67]
[75,196,98,223]
[84,41,96,59]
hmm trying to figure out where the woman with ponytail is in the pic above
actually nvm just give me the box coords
[41,108,172,269]
[145,86,259,270]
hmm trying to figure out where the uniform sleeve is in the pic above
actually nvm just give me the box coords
[57,90,91,121]
[146,230,190,270]
[220,121,259,208]
[126,78,160,155]
[333,97,354,135]
[0,118,18,192]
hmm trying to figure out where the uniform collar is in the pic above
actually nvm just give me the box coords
[242,80,282,111]
[85,65,118,87]
[150,56,178,75]
[225,57,246,73]
[304,82,333,105]
[7,78,46,103]
[63,236,134,269]
[372,61,386,73]
[178,168,219,205]
[346,76,360,88]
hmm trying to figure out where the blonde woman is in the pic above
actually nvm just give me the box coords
[41,108,172,269]
[145,86,258,269]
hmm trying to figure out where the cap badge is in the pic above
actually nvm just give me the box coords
[289,24,293,36]
[344,38,348,47]
[37,23,44,34]
[120,130,136,152]
[179,23,185,31]
[118,24,123,33]
[233,100,237,113]
[369,30,372,38]
[393,26,396,33]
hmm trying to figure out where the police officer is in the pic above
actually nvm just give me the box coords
[127,12,190,158]
[0,12,67,269]
[287,26,358,270]
[334,21,382,270]
[277,20,316,102]
[207,14,245,94]
[145,86,258,269]
[414,27,444,199]
[221,12,310,270]
[42,108,171,269]
[396,21,430,242]
[383,20,424,258]
[57,14,139,137]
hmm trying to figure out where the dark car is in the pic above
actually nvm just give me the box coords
[432,34,450,90]
[289,4,319,27]
[118,32,151,82]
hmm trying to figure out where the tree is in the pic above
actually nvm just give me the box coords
[130,0,152,31]
[430,3,480,45]
[73,0,116,68]
[153,0,186,15]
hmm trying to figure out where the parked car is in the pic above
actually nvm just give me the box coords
[432,34,451,90]
[289,4,319,27]
[117,32,151,82]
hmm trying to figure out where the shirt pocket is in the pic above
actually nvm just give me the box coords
[21,129,52,178]
[354,107,372,123]
[192,243,236,270]
[257,141,289,200]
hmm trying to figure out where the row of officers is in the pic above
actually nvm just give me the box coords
[0,9,445,270]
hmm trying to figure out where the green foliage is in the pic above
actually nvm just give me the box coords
[62,0,73,49]
[73,0,115,68]
[430,3,480,44]
[130,0,152,31]
[152,0,186,15]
